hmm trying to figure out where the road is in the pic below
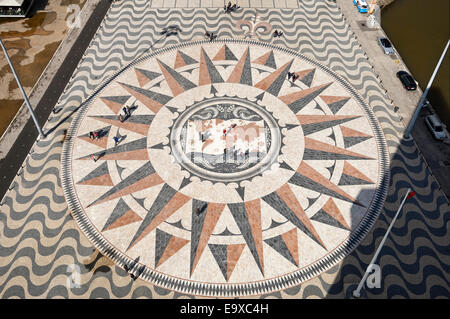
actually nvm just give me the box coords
[0,0,112,199]
[336,0,450,199]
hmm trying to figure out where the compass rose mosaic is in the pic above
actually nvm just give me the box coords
[61,40,389,297]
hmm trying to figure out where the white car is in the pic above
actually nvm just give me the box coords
[425,114,447,141]
[378,37,395,55]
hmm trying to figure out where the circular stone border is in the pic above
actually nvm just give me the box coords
[61,39,390,297]
[169,96,283,183]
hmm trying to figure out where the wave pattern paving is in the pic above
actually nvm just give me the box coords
[0,0,448,298]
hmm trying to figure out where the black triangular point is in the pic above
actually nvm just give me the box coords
[149,142,166,149]
[255,92,265,102]
[279,161,294,171]
[179,177,191,190]
[224,45,238,61]
[284,124,298,130]
[179,51,198,66]
[236,186,245,201]
[300,69,315,87]
[135,68,161,81]
[210,85,218,96]
[264,51,277,69]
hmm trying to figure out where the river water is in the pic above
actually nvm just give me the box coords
[381,0,450,126]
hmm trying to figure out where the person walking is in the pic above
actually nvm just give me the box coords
[205,31,217,41]
[118,114,124,123]
[287,72,299,82]
[113,136,120,146]
[224,1,231,13]
[273,30,283,37]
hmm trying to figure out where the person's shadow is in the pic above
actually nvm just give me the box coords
[97,129,109,139]
[129,104,138,113]
[115,129,127,145]
[160,25,181,37]
[94,151,106,160]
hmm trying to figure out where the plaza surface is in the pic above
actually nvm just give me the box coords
[0,0,448,299]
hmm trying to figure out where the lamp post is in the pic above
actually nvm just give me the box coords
[353,188,415,298]
[0,38,45,138]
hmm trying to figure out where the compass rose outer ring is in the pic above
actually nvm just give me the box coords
[61,39,390,297]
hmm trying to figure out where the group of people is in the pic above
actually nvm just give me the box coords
[90,105,134,162]
[287,71,300,82]
[89,130,102,162]
[89,130,101,140]
[204,2,241,41]
[205,31,218,42]
[273,29,284,37]
[118,105,132,123]
[91,133,121,162]
[123,265,137,280]
[224,1,240,13]
[206,3,285,43]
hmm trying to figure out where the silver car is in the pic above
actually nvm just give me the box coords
[378,37,394,55]
[425,114,447,141]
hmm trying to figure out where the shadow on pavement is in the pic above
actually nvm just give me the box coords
[319,136,450,299]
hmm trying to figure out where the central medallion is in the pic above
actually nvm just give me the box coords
[170,97,282,182]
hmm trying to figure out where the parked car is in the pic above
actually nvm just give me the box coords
[396,71,417,91]
[354,0,369,13]
[425,114,447,140]
[378,37,394,55]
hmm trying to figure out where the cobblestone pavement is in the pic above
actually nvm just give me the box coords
[0,0,448,299]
